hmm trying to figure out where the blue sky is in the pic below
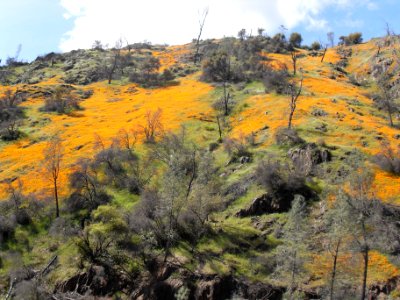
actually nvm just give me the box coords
[1,0,399,63]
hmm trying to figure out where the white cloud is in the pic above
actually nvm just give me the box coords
[58,0,376,51]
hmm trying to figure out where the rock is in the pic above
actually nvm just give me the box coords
[288,143,332,167]
[195,275,235,300]
[311,108,328,117]
[236,194,290,217]
[241,282,284,300]
[239,156,251,164]
[315,123,328,132]
[57,265,128,296]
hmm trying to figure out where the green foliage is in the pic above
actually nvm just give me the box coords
[289,32,303,48]
[310,41,321,51]
[339,32,363,46]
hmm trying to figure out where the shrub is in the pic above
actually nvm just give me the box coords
[0,215,17,244]
[254,157,313,205]
[201,51,244,83]
[339,32,363,46]
[310,41,321,51]
[372,142,400,175]
[0,89,25,141]
[43,86,80,113]
[262,68,290,94]
[223,133,252,162]
[275,127,305,146]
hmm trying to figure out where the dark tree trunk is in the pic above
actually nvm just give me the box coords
[330,239,341,300]
[288,109,295,129]
[289,250,297,299]
[360,247,369,300]
[387,104,394,127]
[321,46,328,62]
[54,178,59,218]
[223,82,229,116]
[216,115,223,142]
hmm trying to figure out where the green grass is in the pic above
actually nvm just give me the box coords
[107,188,139,210]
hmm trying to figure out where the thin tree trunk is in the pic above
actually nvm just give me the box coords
[288,109,294,129]
[387,105,394,127]
[321,47,328,62]
[290,250,297,299]
[293,59,296,75]
[216,115,222,142]
[361,247,369,300]
[223,82,229,116]
[330,239,341,300]
[291,51,297,75]
[54,178,59,218]
[194,8,208,64]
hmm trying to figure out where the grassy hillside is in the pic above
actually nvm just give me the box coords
[0,36,400,299]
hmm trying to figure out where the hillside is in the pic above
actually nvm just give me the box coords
[0,35,400,299]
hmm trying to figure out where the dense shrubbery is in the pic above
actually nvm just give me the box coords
[373,142,400,175]
[339,32,363,46]
[275,127,305,146]
[255,157,311,200]
[0,89,25,140]
[200,33,291,84]
[42,86,80,113]
[262,67,290,94]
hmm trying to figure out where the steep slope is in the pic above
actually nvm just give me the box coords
[0,38,400,299]
[0,48,213,198]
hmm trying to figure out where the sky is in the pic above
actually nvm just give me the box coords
[1,0,400,63]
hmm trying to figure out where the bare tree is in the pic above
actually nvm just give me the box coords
[238,28,247,41]
[287,76,303,129]
[124,37,133,53]
[290,49,298,75]
[43,134,63,218]
[319,39,328,63]
[141,108,164,143]
[376,68,399,127]
[193,7,209,64]
[327,32,335,48]
[104,39,123,84]
[205,52,232,115]
[92,40,104,50]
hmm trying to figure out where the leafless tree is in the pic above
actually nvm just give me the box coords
[124,37,133,53]
[141,108,164,143]
[205,52,232,115]
[287,76,303,129]
[115,128,139,152]
[327,32,335,48]
[376,68,399,127]
[290,49,298,75]
[320,39,328,63]
[194,7,209,64]
[43,134,63,218]
[238,28,247,41]
[104,39,123,84]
